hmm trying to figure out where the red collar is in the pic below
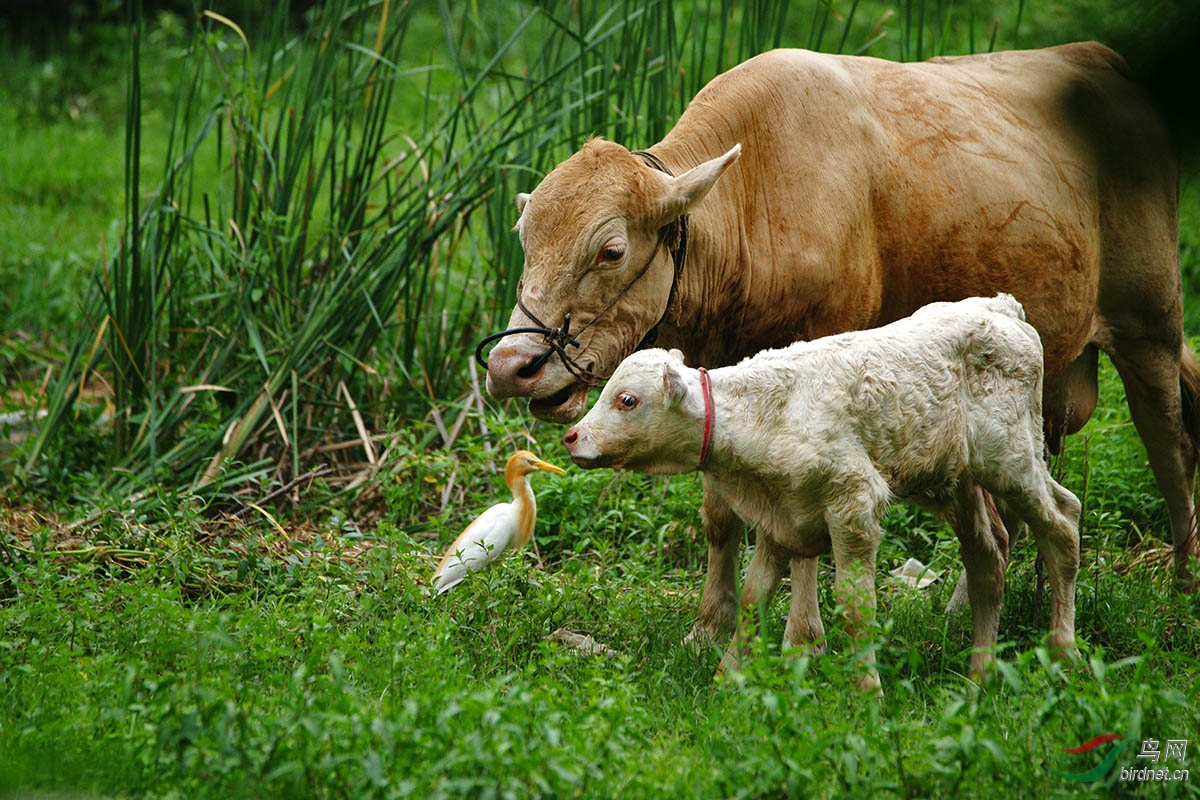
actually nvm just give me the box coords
[698,367,714,470]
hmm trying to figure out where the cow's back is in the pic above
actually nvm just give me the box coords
[658,44,1176,377]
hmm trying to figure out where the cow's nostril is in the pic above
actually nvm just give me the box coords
[563,429,579,447]
[517,349,552,379]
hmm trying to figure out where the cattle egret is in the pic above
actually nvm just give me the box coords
[430,450,566,594]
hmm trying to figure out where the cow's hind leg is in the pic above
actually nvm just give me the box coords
[687,482,743,643]
[1104,337,1199,590]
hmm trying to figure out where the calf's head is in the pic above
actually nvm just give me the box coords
[564,348,705,475]
[486,138,741,423]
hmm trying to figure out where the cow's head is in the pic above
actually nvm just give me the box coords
[485,138,741,423]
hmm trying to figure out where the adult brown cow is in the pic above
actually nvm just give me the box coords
[484,43,1200,640]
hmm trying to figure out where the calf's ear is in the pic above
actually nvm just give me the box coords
[516,192,531,215]
[661,362,690,409]
[656,143,741,223]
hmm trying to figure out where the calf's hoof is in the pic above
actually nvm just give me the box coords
[857,671,883,696]
[945,571,971,613]
[1048,632,1079,661]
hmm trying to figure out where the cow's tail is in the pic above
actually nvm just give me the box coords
[1180,343,1200,458]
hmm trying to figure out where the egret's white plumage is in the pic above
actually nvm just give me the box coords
[430,450,566,594]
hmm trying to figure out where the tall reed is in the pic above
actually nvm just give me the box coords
[24,0,512,503]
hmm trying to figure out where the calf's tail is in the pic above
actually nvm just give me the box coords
[988,292,1026,321]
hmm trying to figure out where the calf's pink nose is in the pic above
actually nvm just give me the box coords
[563,427,580,450]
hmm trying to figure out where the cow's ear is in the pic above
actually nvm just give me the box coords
[657,143,741,222]
[514,193,532,234]
[661,361,689,409]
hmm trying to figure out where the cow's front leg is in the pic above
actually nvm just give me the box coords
[686,480,743,644]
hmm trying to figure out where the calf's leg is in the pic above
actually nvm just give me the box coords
[783,555,826,654]
[993,471,1081,657]
[687,482,743,644]
[947,493,1016,614]
[949,346,1097,613]
[827,508,883,693]
[719,535,788,673]
[952,483,1008,678]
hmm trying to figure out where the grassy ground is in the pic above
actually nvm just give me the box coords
[3,2,1200,798]
[3,357,1199,798]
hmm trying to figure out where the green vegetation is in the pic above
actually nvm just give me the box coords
[2,1,1199,797]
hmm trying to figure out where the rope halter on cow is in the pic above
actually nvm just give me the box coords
[474,150,689,387]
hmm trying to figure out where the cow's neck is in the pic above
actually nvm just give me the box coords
[645,141,793,369]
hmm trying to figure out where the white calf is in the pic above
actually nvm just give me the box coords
[563,294,1080,689]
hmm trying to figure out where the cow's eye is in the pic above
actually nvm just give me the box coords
[616,393,638,409]
[597,243,625,264]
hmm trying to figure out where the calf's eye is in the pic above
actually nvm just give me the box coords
[616,393,638,409]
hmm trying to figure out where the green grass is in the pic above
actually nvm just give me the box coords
[3,1,1200,797]
[0,525,1195,800]
[3,357,1200,798]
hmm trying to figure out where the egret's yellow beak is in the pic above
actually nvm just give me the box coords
[533,458,567,476]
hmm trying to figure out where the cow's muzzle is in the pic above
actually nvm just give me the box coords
[474,312,592,387]
[484,336,592,422]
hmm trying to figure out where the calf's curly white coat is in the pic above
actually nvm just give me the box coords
[564,294,1080,689]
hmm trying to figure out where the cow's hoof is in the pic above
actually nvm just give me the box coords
[683,610,736,647]
[1174,561,1197,594]
[683,622,727,648]
[857,672,884,696]
[1048,631,1078,660]
[714,646,745,679]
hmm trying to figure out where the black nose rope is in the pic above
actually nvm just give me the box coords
[474,149,689,386]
